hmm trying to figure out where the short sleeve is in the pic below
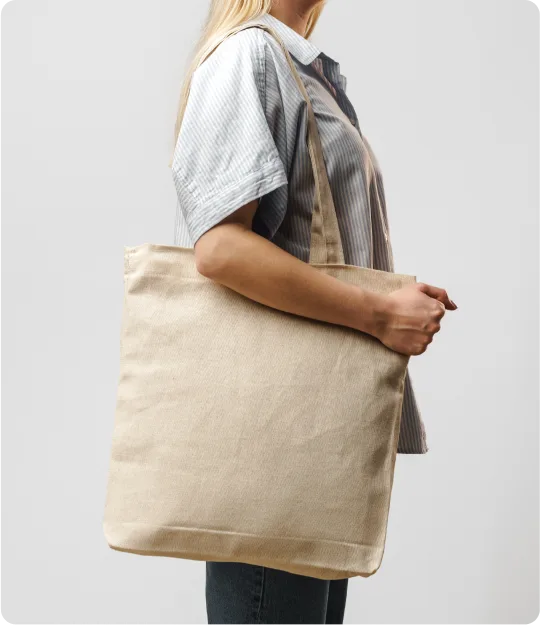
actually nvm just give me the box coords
[171,28,288,244]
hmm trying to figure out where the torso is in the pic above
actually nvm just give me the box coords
[172,14,428,454]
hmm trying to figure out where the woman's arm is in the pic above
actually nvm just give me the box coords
[194,200,457,357]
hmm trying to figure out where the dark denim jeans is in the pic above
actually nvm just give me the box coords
[205,561,348,624]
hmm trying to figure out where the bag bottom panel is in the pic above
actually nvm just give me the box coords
[104,521,384,580]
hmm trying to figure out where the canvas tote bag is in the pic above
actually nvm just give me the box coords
[103,20,416,581]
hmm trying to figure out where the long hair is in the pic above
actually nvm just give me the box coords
[167,0,326,167]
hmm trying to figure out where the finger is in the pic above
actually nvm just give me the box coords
[417,283,457,310]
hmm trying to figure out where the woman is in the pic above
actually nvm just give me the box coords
[169,1,457,623]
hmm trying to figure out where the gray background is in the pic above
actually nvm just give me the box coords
[2,0,538,622]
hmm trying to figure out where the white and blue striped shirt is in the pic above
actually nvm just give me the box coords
[171,12,428,454]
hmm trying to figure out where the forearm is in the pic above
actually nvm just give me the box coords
[194,224,389,337]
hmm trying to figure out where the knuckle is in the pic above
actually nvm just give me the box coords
[432,303,444,317]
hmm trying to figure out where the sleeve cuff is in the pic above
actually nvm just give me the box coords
[177,157,288,245]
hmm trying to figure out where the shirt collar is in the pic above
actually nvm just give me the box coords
[253,13,348,92]
[254,13,321,65]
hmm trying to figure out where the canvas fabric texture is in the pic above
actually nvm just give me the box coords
[103,21,415,580]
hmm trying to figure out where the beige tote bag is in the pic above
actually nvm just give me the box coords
[103,21,416,580]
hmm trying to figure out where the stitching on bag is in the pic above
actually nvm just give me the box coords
[120,521,382,550]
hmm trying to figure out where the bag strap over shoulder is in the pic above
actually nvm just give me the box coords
[182,20,345,266]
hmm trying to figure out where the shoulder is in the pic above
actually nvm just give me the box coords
[193,27,270,86]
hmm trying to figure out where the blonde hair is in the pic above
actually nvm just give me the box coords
[168,0,326,167]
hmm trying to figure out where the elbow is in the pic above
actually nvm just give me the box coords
[194,227,235,280]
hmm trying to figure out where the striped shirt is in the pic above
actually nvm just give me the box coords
[171,12,428,454]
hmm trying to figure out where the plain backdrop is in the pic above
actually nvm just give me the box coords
[2,0,538,622]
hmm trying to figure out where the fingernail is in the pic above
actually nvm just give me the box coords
[450,299,458,309]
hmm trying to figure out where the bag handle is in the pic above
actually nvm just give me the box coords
[180,20,345,265]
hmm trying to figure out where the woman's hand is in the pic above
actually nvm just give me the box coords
[373,283,458,356]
